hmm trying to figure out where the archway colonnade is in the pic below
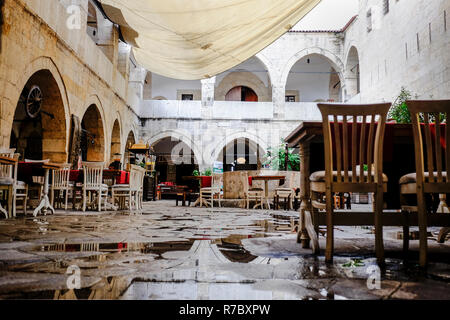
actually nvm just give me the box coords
[1,56,137,168]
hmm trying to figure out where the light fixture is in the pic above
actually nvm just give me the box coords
[237,157,246,164]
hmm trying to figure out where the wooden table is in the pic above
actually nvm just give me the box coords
[182,176,210,207]
[33,162,63,217]
[285,122,417,252]
[0,156,18,218]
[250,175,286,209]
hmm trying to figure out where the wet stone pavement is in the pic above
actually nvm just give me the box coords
[0,200,449,300]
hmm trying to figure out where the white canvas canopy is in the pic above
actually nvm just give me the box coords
[98,0,321,80]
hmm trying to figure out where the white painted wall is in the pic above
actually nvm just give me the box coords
[151,73,202,100]
[286,54,333,102]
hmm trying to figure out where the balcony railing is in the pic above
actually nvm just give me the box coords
[140,100,323,121]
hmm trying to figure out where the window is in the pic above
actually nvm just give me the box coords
[366,9,373,32]
[383,0,389,15]
[181,94,194,101]
[285,96,296,102]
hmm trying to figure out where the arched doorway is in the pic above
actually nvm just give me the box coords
[10,70,67,162]
[215,56,271,101]
[225,86,258,102]
[110,119,121,164]
[218,138,265,172]
[81,104,105,162]
[124,131,136,169]
[345,46,360,99]
[152,137,199,184]
[286,53,342,102]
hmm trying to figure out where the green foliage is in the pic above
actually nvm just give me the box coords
[202,168,212,176]
[388,87,414,124]
[192,169,199,176]
[263,140,300,171]
[342,259,365,268]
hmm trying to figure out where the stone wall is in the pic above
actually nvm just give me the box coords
[0,0,140,164]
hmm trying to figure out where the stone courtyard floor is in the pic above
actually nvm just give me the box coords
[0,200,448,300]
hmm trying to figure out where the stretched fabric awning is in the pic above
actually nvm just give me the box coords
[98,0,321,80]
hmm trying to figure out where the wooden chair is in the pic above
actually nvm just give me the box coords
[0,150,28,218]
[82,162,108,212]
[50,164,73,210]
[399,100,450,267]
[311,103,391,264]
[243,172,265,209]
[200,173,222,208]
[112,165,146,212]
[274,174,297,210]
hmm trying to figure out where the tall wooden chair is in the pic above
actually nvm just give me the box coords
[0,150,28,218]
[82,162,108,212]
[50,163,73,210]
[112,165,146,212]
[311,103,391,264]
[399,100,450,267]
[243,172,265,209]
[199,173,222,208]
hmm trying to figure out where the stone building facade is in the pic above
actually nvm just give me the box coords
[0,0,449,175]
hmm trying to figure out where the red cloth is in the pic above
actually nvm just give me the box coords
[200,176,212,188]
[69,170,130,184]
[248,176,253,186]
[18,162,45,184]
[423,123,446,150]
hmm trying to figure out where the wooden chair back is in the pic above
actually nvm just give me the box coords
[317,103,391,191]
[406,100,450,192]
[52,164,72,189]
[0,149,16,180]
[212,173,223,191]
[129,165,146,192]
[82,162,105,189]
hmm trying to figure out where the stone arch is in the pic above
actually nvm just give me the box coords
[152,96,168,100]
[110,117,122,162]
[344,46,361,100]
[3,57,70,156]
[81,103,105,162]
[215,72,270,102]
[146,130,202,166]
[211,131,268,167]
[7,60,71,162]
[280,47,345,88]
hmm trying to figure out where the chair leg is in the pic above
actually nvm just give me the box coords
[325,189,334,263]
[7,186,13,219]
[12,187,17,218]
[23,186,28,215]
[417,190,428,268]
[50,189,54,208]
[374,189,385,266]
[82,189,87,212]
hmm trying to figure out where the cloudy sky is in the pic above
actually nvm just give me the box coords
[293,0,359,31]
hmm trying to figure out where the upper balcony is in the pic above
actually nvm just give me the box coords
[139,100,322,121]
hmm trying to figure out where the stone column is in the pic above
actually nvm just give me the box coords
[201,77,215,119]
[272,83,286,120]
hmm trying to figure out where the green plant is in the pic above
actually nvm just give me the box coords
[263,140,300,171]
[389,88,447,123]
[192,169,199,176]
[202,168,212,176]
[388,87,414,124]
[342,259,365,268]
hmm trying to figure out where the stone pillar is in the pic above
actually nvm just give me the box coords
[272,83,286,120]
[201,77,215,119]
